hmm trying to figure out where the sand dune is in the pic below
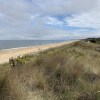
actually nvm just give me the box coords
[0,41,74,64]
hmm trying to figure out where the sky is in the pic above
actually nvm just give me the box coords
[0,0,100,40]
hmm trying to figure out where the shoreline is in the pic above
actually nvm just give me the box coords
[0,40,67,52]
[0,41,75,64]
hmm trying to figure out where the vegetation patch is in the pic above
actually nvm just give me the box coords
[0,40,100,100]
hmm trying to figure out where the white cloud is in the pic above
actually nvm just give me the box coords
[0,0,100,39]
[65,11,100,29]
[45,17,64,26]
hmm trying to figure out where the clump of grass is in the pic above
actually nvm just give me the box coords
[0,41,100,100]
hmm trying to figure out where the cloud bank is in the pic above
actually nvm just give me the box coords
[0,0,100,40]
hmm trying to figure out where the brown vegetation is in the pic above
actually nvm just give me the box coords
[0,41,100,100]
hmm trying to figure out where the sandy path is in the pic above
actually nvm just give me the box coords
[0,41,74,64]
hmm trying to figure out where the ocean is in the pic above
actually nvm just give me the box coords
[0,40,68,50]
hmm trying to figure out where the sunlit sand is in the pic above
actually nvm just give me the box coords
[0,41,75,64]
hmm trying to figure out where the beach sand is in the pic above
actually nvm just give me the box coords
[0,41,75,64]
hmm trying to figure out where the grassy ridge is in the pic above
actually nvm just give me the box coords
[83,38,100,44]
[0,41,100,100]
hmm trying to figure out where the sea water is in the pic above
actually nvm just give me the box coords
[0,40,68,50]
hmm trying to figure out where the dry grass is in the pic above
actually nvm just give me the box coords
[0,41,100,100]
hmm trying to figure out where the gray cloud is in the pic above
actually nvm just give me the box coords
[30,0,97,15]
[0,0,100,39]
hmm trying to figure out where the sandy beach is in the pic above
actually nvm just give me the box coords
[0,41,75,64]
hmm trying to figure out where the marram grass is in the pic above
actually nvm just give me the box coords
[0,41,100,100]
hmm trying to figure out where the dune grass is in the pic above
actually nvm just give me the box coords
[0,41,100,100]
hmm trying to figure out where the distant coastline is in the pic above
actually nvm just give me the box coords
[0,40,75,50]
[0,40,75,64]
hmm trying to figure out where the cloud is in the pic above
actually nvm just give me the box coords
[65,11,100,29]
[45,17,64,26]
[30,0,97,15]
[0,0,100,40]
